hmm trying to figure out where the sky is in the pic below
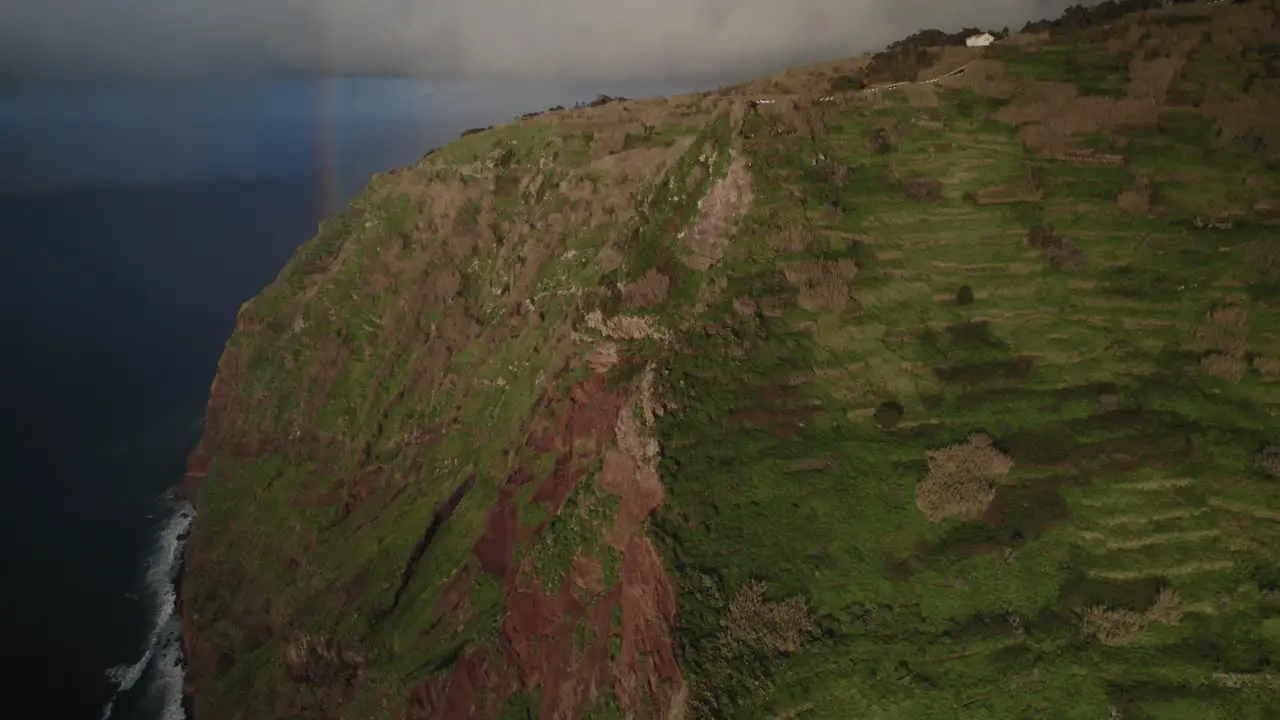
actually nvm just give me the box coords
[0,77,701,189]
[0,0,1089,87]
[0,0,1095,189]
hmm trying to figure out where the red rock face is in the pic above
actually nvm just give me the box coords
[411,367,685,720]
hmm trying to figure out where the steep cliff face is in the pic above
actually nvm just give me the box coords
[186,2,1280,718]
[181,91,751,718]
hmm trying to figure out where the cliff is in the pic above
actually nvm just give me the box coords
[182,1,1280,717]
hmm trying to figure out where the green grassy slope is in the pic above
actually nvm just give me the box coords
[183,1,1280,718]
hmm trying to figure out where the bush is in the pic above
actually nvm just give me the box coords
[1202,353,1248,383]
[782,259,859,313]
[1081,588,1183,646]
[829,75,865,92]
[902,176,941,202]
[956,285,975,305]
[915,434,1013,523]
[1081,606,1149,646]
[1027,226,1088,272]
[875,401,905,429]
[722,580,818,654]
[622,269,671,309]
[1193,306,1248,356]
[868,127,893,155]
[1256,445,1280,478]
[1254,357,1280,377]
[1097,391,1120,411]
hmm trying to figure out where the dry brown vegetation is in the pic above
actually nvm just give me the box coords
[1081,606,1149,647]
[1254,356,1280,377]
[968,185,1042,206]
[1082,588,1183,646]
[723,55,872,98]
[1117,175,1156,215]
[1243,240,1280,282]
[1197,8,1280,160]
[771,222,816,254]
[902,83,939,108]
[622,268,671,309]
[1026,226,1089,272]
[941,59,1019,99]
[1126,55,1185,103]
[915,434,1013,523]
[782,258,860,312]
[902,176,941,202]
[1201,353,1248,384]
[1257,445,1280,478]
[995,83,1161,155]
[1194,306,1250,382]
[721,580,818,654]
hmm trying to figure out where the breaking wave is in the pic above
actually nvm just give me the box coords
[100,497,194,720]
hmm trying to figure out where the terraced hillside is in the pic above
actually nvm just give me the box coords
[181,1,1280,718]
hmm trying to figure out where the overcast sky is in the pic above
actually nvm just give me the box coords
[1,0,1090,87]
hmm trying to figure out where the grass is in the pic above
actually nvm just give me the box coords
[188,6,1280,718]
[650,73,1280,717]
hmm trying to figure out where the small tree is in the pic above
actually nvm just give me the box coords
[875,401,905,429]
[956,285,975,305]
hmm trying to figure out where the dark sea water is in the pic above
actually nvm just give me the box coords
[0,174,326,719]
[0,76,695,719]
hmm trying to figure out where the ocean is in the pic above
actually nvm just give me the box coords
[0,75,697,719]
[0,174,328,719]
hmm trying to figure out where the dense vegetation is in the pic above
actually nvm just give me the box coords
[183,1,1280,718]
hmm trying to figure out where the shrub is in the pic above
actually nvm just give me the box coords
[1254,356,1280,377]
[1193,306,1248,356]
[956,285,975,306]
[1081,588,1183,646]
[867,127,893,155]
[875,401,905,429]
[829,75,865,92]
[902,176,941,202]
[1097,391,1120,411]
[915,434,1013,523]
[1081,606,1150,646]
[1146,588,1184,625]
[622,269,671,309]
[722,580,817,654]
[782,259,859,313]
[1045,238,1089,272]
[1256,445,1280,478]
[1202,353,1248,383]
[1027,226,1088,272]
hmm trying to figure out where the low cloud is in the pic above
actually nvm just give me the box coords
[1,0,1086,86]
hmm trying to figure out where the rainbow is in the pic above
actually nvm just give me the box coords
[316,76,343,217]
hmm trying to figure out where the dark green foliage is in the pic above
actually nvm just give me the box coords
[956,285,975,305]
[829,75,865,92]
[875,401,906,429]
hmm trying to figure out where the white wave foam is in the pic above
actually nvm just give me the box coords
[101,499,195,720]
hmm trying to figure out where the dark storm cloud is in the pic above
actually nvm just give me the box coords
[0,0,1087,85]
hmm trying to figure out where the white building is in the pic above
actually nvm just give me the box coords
[966,32,996,47]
